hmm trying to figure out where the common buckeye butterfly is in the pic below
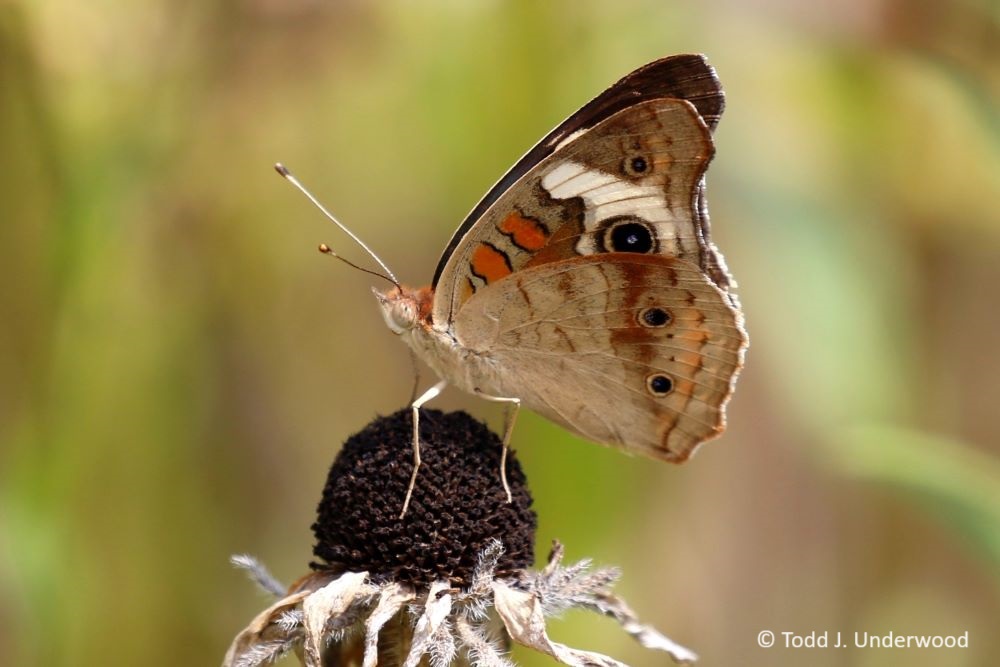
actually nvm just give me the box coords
[279,54,748,515]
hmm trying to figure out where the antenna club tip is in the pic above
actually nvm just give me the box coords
[274,163,291,177]
[318,243,332,254]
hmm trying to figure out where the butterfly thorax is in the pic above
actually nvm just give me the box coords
[374,284,506,395]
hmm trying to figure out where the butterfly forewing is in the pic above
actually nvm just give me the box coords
[432,95,729,325]
[431,54,724,289]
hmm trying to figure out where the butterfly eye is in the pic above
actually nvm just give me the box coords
[600,217,656,254]
[646,374,674,395]
[622,155,649,177]
[639,307,672,327]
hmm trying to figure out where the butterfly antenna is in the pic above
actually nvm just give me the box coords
[275,163,399,287]
[317,244,397,287]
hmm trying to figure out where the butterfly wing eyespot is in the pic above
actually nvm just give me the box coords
[622,155,650,177]
[639,307,672,327]
[647,374,674,395]
[600,218,657,254]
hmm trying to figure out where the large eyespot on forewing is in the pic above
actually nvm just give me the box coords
[598,216,658,254]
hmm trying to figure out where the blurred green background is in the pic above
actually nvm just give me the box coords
[1,0,998,665]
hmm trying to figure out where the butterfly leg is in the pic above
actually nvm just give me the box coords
[401,379,448,518]
[473,390,521,503]
[407,347,421,404]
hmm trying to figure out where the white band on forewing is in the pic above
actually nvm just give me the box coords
[540,160,677,255]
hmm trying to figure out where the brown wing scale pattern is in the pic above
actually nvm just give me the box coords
[453,254,747,461]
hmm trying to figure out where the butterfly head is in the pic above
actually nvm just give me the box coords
[373,285,432,335]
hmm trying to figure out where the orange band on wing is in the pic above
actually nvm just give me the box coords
[471,243,512,283]
[499,212,548,251]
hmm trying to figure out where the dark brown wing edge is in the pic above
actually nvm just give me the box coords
[432,54,725,287]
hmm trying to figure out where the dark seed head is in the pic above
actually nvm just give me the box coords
[311,409,536,590]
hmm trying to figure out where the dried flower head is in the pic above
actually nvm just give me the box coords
[223,409,697,667]
[310,408,535,588]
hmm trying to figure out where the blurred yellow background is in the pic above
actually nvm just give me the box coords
[1,0,998,665]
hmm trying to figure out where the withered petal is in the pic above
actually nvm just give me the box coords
[363,582,416,667]
[470,539,504,596]
[302,571,373,667]
[222,591,310,667]
[231,554,288,598]
[403,582,453,667]
[455,614,512,667]
[542,541,566,576]
[588,592,697,665]
[492,581,625,667]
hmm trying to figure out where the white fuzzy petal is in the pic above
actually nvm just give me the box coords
[587,593,698,665]
[471,539,504,595]
[230,554,288,598]
[455,614,512,667]
[492,581,625,667]
[231,638,298,667]
[362,582,416,667]
[402,582,453,667]
[275,609,304,633]
[428,617,456,667]
[302,571,372,667]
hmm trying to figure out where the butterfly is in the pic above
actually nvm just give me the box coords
[279,54,748,515]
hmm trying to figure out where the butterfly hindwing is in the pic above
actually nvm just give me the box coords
[451,253,746,460]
